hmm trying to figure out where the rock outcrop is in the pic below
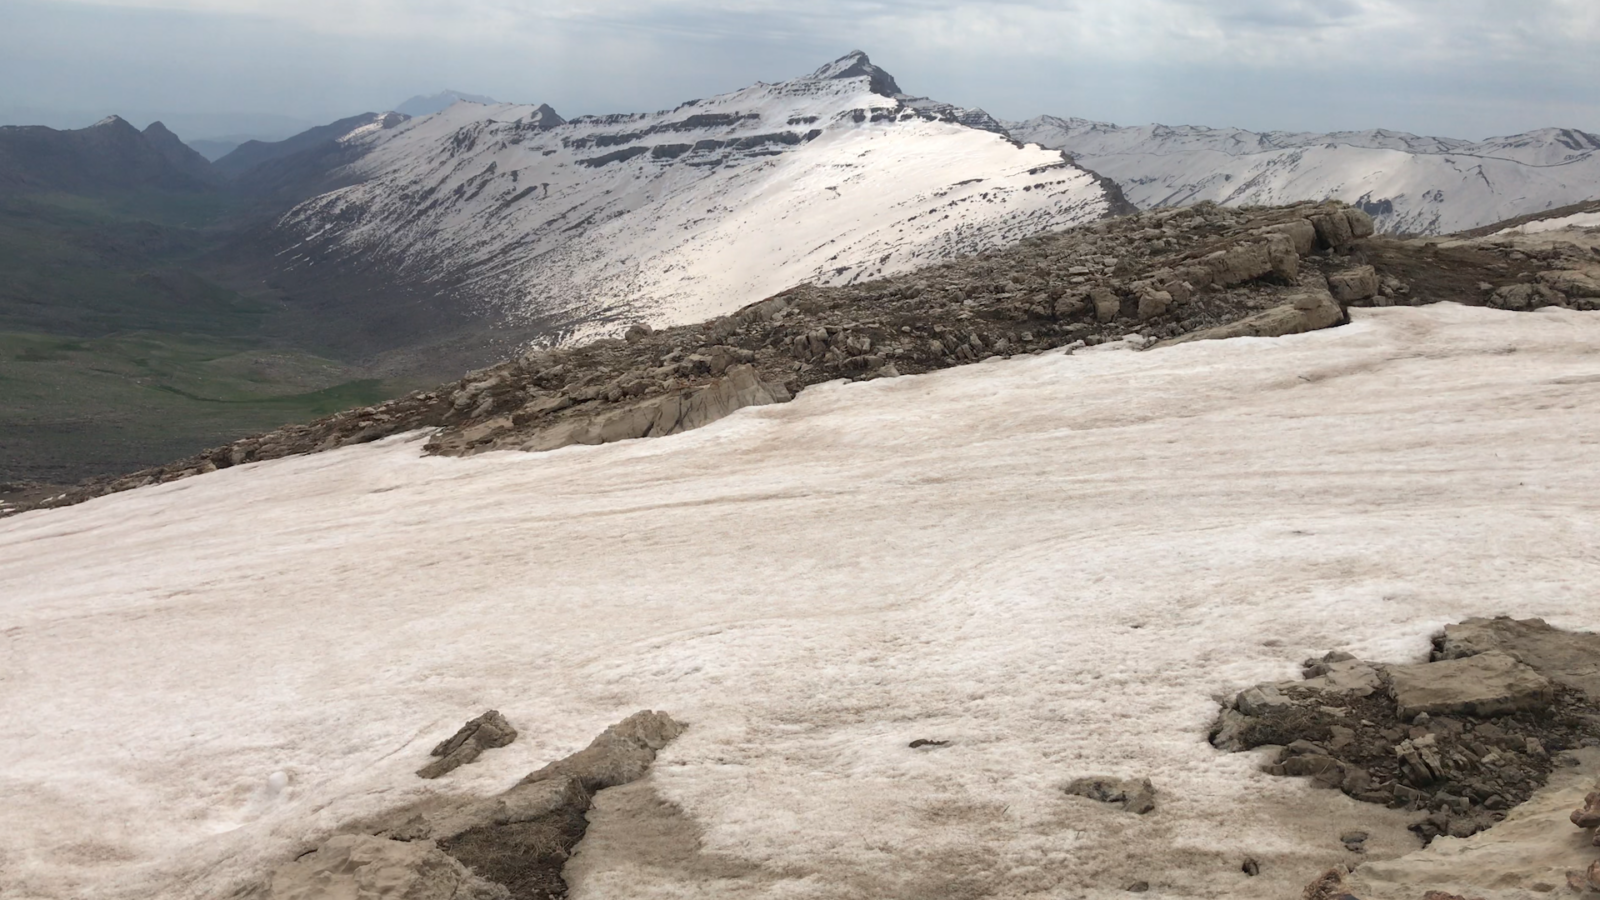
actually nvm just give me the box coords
[1211,619,1600,847]
[262,711,684,900]
[418,711,519,779]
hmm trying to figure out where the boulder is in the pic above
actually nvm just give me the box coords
[1162,290,1343,346]
[1265,232,1300,281]
[1386,650,1556,720]
[1327,265,1379,303]
[1137,289,1172,321]
[1202,241,1274,286]
[1300,658,1381,697]
[1261,219,1318,256]
[1489,283,1567,310]
[1433,616,1600,700]
[1236,684,1291,717]
[1064,776,1157,814]
[1090,287,1121,323]
[1538,270,1600,298]
[1344,208,1377,239]
[1311,211,1354,250]
[419,710,519,779]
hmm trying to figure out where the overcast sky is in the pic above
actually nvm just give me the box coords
[1,0,1595,141]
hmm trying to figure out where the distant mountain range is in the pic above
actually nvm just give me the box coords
[395,90,498,118]
[0,115,216,193]
[1008,116,1600,234]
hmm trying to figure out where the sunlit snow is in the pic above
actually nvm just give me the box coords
[1498,209,1600,235]
[4,305,1600,898]
[275,64,1111,341]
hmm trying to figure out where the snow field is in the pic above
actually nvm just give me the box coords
[1498,210,1600,234]
[3,304,1600,898]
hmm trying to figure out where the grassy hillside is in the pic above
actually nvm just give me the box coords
[0,331,419,483]
[0,190,428,484]
[0,191,272,337]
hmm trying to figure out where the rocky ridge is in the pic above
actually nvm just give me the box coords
[8,200,1599,519]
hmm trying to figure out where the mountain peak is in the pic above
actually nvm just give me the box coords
[808,50,901,97]
[396,90,499,118]
[91,114,136,131]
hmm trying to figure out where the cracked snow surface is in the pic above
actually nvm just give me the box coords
[3,304,1600,898]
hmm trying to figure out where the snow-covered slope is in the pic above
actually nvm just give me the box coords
[1010,116,1600,235]
[4,304,1600,899]
[275,53,1118,340]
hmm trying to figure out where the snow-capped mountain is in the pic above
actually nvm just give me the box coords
[272,52,1124,340]
[1009,116,1600,234]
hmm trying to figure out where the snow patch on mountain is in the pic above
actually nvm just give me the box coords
[1010,116,1600,235]
[274,53,1116,341]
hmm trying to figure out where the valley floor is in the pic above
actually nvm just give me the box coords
[2,304,1599,898]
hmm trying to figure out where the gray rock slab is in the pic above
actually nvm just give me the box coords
[1387,650,1555,720]
[1436,616,1600,701]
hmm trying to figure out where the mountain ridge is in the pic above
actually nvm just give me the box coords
[1008,115,1600,234]
[0,115,218,193]
[268,52,1123,344]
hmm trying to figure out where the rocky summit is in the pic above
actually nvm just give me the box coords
[11,198,1600,518]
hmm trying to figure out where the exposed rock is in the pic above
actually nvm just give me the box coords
[268,711,684,900]
[1387,650,1556,720]
[1345,207,1376,239]
[1538,269,1600,298]
[1571,790,1600,828]
[1090,287,1121,323]
[1311,211,1355,250]
[1327,265,1379,302]
[1162,290,1343,345]
[1211,623,1600,847]
[1433,617,1600,700]
[1064,776,1157,814]
[419,710,519,779]
[1136,289,1172,321]
[1487,282,1567,311]
[1301,867,1349,900]
[434,365,790,456]
[520,710,687,792]
[1343,749,1600,900]
[267,834,511,900]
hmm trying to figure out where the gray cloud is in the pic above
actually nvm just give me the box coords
[0,0,1593,140]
